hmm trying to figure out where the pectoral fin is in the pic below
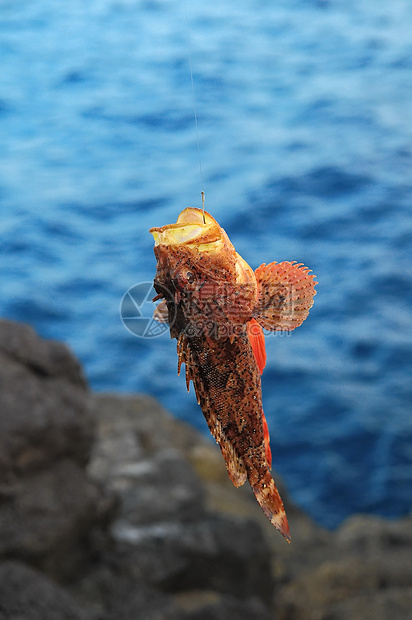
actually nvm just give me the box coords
[254,262,317,332]
[219,436,248,487]
[153,299,169,323]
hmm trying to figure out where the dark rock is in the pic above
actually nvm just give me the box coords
[88,394,274,607]
[0,561,89,620]
[88,393,204,464]
[0,320,87,387]
[0,320,117,580]
[327,588,412,620]
[104,585,180,620]
[0,459,115,578]
[274,516,412,620]
[111,515,272,604]
[276,557,380,618]
[92,574,180,620]
[2,321,411,620]
[89,394,206,525]
[336,513,412,552]
[109,451,205,526]
[0,320,95,479]
[64,560,181,620]
[176,591,272,620]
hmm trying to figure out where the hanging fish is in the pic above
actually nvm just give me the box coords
[149,208,317,541]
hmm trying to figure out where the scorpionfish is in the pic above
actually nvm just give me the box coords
[150,208,317,541]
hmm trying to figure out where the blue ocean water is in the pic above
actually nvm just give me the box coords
[1,0,411,528]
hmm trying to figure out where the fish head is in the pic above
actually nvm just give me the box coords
[150,208,235,294]
[149,208,257,331]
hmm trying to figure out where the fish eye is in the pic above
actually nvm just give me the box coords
[186,271,195,284]
[173,268,196,288]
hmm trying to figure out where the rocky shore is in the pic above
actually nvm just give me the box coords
[0,319,411,619]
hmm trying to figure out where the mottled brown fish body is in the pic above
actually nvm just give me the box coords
[150,208,317,542]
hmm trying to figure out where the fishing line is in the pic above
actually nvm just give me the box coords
[184,1,206,224]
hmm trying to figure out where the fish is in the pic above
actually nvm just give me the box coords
[149,208,317,541]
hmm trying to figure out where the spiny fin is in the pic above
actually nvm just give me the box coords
[218,428,247,487]
[254,262,317,332]
[253,470,291,542]
[177,333,197,398]
[247,318,267,374]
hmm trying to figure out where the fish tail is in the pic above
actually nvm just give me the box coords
[252,471,291,542]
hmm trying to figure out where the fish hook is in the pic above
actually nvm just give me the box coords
[201,190,205,223]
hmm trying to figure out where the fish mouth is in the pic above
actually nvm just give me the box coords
[150,223,206,246]
[149,208,224,252]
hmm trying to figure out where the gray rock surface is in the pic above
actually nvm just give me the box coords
[86,393,274,617]
[0,459,114,577]
[0,321,273,619]
[0,320,94,479]
[88,393,412,620]
[0,319,411,619]
[0,320,116,580]
[0,561,89,620]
